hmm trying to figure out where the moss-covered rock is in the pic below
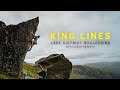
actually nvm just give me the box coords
[35,54,72,79]
[0,62,41,79]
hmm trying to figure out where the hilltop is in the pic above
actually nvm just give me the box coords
[70,61,120,79]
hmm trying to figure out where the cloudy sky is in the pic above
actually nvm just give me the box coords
[0,11,120,65]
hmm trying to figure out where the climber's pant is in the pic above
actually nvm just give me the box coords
[28,39,37,51]
[32,39,37,45]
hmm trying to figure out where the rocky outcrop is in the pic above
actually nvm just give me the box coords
[35,54,72,79]
[0,17,39,77]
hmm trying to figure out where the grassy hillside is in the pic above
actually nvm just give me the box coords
[86,61,120,74]
[70,65,120,79]
[1,61,120,79]
[23,62,41,79]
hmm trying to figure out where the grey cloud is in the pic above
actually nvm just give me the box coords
[68,52,104,59]
[103,51,120,59]
[0,11,120,64]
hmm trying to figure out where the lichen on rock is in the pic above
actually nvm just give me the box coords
[35,54,72,79]
[0,17,39,77]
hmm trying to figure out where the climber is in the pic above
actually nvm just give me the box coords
[29,32,40,51]
[39,65,48,79]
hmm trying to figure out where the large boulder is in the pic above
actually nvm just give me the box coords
[0,17,39,77]
[35,54,72,79]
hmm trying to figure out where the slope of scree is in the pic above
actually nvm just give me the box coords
[0,17,39,77]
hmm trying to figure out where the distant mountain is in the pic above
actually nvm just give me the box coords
[70,61,120,79]
[86,61,120,74]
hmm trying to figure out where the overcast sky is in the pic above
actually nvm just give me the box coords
[0,11,120,65]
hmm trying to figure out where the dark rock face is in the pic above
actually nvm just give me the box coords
[0,17,39,77]
[35,54,72,79]
[0,21,6,27]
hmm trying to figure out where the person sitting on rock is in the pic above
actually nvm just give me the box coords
[39,65,48,79]
[29,32,40,51]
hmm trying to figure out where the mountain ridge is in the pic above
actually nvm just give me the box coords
[70,61,120,79]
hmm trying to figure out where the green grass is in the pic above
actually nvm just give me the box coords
[69,73,81,79]
[0,72,13,79]
[23,62,41,79]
